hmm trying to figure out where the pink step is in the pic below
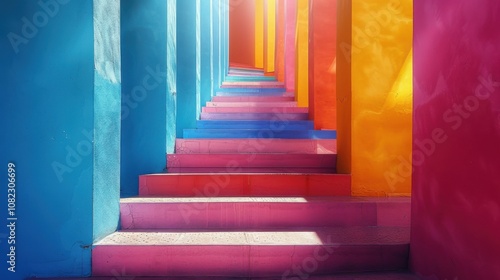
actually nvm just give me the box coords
[212,96,294,102]
[176,139,337,154]
[28,273,420,280]
[92,227,410,277]
[206,101,298,107]
[139,174,351,197]
[120,197,411,230]
[166,154,336,169]
[202,107,308,113]
[200,112,308,120]
[222,81,285,87]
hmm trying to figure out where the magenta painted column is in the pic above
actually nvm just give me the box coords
[412,0,500,279]
[284,0,297,93]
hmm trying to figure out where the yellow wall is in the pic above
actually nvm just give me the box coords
[351,0,413,196]
[295,0,309,106]
[264,0,276,73]
[255,0,265,68]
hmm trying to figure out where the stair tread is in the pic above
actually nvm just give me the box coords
[121,197,410,204]
[95,226,410,246]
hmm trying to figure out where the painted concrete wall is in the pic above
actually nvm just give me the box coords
[351,0,413,196]
[411,1,500,279]
[295,0,309,106]
[254,0,265,69]
[284,0,297,93]
[121,0,168,197]
[229,0,255,67]
[0,0,121,278]
[93,0,121,243]
[275,0,286,83]
[309,0,337,130]
[264,0,276,74]
[336,0,352,174]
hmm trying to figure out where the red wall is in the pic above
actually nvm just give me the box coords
[308,0,337,129]
[229,0,256,67]
[412,1,500,279]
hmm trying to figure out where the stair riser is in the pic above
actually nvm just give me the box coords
[183,129,337,139]
[200,113,309,121]
[92,245,409,277]
[216,91,289,95]
[166,154,336,168]
[212,96,294,102]
[139,174,351,197]
[120,201,410,230]
[195,120,313,130]
[175,139,336,154]
[202,107,308,113]
[206,102,298,107]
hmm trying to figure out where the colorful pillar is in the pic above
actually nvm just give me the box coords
[254,0,265,69]
[121,0,168,197]
[308,0,337,130]
[176,0,200,135]
[295,0,309,106]
[275,0,286,83]
[264,0,276,74]
[351,0,413,196]
[336,0,352,174]
[284,0,297,93]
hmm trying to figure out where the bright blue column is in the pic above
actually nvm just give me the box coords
[93,0,121,242]
[166,0,177,154]
[200,0,214,107]
[0,1,95,278]
[176,0,200,137]
[121,0,167,197]
[212,0,223,91]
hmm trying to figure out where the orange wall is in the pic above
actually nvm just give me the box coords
[336,0,352,174]
[309,0,337,130]
[229,0,256,67]
[351,0,413,196]
[275,0,286,82]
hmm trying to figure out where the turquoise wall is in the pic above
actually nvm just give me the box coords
[0,0,122,278]
[93,0,121,243]
[120,0,168,197]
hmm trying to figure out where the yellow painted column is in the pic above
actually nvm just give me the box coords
[264,0,276,74]
[255,0,265,69]
[351,0,413,196]
[295,0,309,107]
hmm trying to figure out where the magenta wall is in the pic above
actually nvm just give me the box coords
[411,1,500,279]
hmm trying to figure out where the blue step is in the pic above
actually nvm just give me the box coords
[183,129,337,139]
[196,120,314,130]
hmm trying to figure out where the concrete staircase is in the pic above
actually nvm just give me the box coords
[92,68,412,278]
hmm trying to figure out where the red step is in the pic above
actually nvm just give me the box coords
[139,174,351,197]
[166,154,336,169]
[175,139,336,154]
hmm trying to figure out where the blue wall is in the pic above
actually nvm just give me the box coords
[176,0,200,137]
[121,0,168,197]
[0,1,95,278]
[93,0,121,242]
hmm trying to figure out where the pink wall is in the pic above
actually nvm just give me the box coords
[411,1,500,279]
